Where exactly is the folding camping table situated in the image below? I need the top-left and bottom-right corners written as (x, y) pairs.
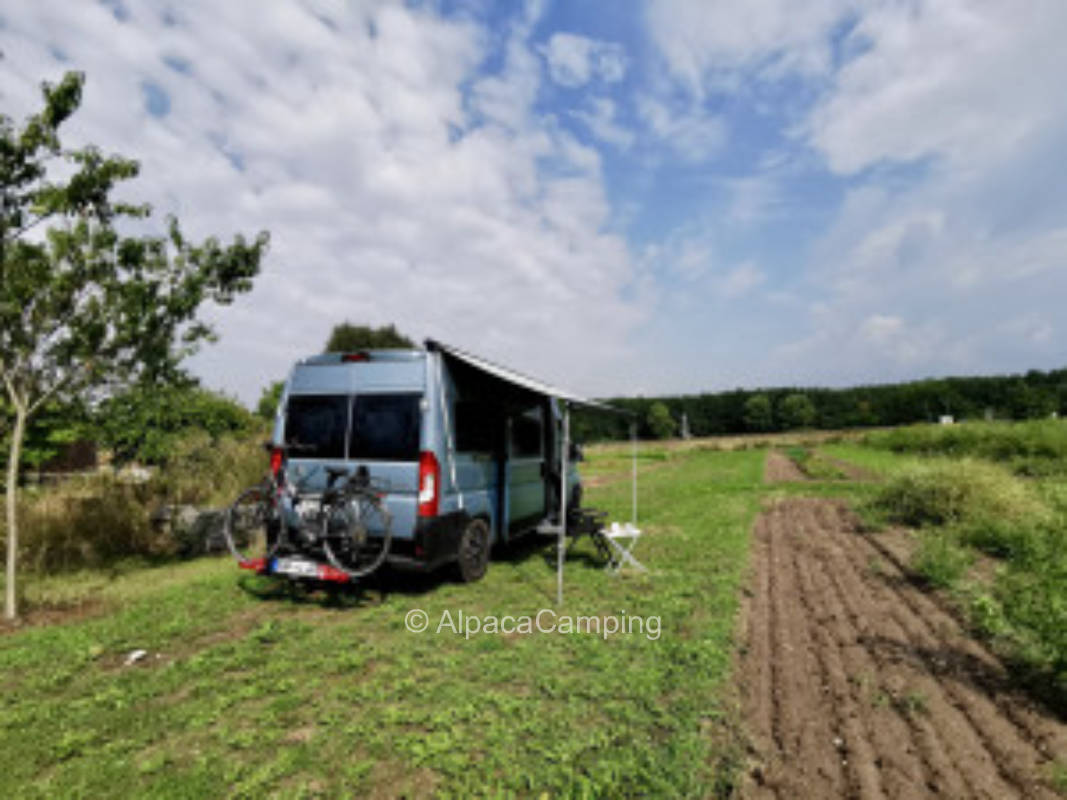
top-left (596, 521), bottom-right (647, 573)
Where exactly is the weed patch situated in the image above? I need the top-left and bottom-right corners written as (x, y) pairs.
top-left (865, 419), bottom-right (1067, 475)
top-left (870, 458), bottom-right (1046, 528)
top-left (911, 529), bottom-right (973, 589)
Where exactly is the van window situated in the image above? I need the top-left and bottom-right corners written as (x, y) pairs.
top-left (455, 401), bottom-right (497, 453)
top-left (285, 395), bottom-right (348, 459)
top-left (350, 394), bottom-right (421, 461)
top-left (510, 407), bottom-right (542, 458)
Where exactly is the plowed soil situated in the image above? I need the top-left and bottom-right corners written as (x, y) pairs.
top-left (739, 497), bottom-right (1066, 799)
top-left (764, 451), bottom-right (808, 483)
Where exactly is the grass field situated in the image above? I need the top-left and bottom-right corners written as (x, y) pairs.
top-left (0, 445), bottom-right (765, 798)
top-left (4, 422), bottom-right (1064, 797)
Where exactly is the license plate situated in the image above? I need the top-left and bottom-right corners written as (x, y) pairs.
top-left (272, 557), bottom-right (320, 579)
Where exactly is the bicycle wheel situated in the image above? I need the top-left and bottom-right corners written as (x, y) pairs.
top-left (321, 491), bottom-right (393, 579)
top-left (224, 485), bottom-right (281, 564)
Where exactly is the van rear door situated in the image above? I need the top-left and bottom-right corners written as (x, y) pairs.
top-left (282, 391), bottom-right (422, 538)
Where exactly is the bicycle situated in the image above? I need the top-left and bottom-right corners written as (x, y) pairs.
top-left (223, 442), bottom-right (310, 568)
top-left (224, 448), bottom-right (393, 582)
top-left (318, 465), bottom-right (394, 580)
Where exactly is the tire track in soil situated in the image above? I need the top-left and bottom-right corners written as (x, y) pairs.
top-left (739, 497), bottom-right (1066, 799)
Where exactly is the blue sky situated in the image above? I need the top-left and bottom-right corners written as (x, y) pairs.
top-left (3, 0), bottom-right (1065, 403)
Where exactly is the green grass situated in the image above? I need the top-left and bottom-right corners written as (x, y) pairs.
top-left (911, 529), bottom-right (974, 589)
top-left (0, 446), bottom-right (765, 798)
top-left (784, 447), bottom-right (846, 481)
top-left (1050, 760), bottom-right (1067, 794)
top-left (820, 442), bottom-right (916, 477)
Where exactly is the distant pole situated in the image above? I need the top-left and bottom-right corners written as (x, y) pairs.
top-left (630, 420), bottom-right (637, 526)
top-left (557, 404), bottom-right (570, 606)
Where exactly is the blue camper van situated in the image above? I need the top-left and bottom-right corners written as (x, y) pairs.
top-left (257, 341), bottom-right (583, 582)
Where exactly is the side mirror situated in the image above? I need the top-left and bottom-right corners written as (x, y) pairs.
top-left (568, 442), bottom-right (584, 462)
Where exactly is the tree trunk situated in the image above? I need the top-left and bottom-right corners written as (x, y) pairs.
top-left (4, 406), bottom-right (26, 621)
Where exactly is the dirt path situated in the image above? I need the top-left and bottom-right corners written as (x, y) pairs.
top-left (763, 450), bottom-right (808, 483)
top-left (739, 497), bottom-right (1066, 799)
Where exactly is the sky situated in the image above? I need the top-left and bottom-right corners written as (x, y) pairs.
top-left (2, 0), bottom-right (1066, 405)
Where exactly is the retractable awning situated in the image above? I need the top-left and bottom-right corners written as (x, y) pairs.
top-left (424, 339), bottom-right (629, 415)
top-left (424, 338), bottom-right (638, 607)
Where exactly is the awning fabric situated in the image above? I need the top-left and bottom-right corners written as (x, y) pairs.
top-left (424, 339), bottom-right (628, 415)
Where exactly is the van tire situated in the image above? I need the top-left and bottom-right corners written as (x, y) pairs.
top-left (455, 518), bottom-right (490, 583)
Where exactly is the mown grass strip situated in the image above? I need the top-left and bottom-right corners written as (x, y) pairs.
top-left (0, 447), bottom-right (764, 798)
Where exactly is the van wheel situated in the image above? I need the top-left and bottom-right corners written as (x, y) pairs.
top-left (455, 518), bottom-right (490, 583)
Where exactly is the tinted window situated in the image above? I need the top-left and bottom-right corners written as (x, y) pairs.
top-left (455, 401), bottom-right (497, 453)
top-left (510, 407), bottom-right (542, 458)
top-left (285, 395), bottom-right (348, 459)
top-left (350, 394), bottom-right (421, 461)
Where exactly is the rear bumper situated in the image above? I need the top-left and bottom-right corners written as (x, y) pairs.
top-left (237, 556), bottom-right (352, 583)
top-left (235, 511), bottom-right (470, 579)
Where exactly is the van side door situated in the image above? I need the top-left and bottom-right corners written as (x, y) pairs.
top-left (507, 405), bottom-right (546, 529)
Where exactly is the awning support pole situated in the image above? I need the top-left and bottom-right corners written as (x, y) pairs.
top-left (630, 420), bottom-right (637, 526)
top-left (557, 404), bottom-right (569, 607)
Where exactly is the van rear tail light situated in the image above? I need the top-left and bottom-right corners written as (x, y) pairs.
top-left (342, 352), bottom-right (370, 362)
top-left (417, 450), bottom-right (440, 517)
top-left (269, 447), bottom-right (284, 478)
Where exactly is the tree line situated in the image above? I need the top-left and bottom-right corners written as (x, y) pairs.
top-left (572, 369), bottom-right (1067, 442)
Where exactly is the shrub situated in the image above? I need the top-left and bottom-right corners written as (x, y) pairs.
top-left (94, 383), bottom-right (258, 466)
top-left (9, 430), bottom-right (268, 574)
top-left (149, 429), bottom-right (267, 507)
top-left (871, 458), bottom-right (1047, 528)
top-left (957, 517), bottom-right (1042, 560)
top-left (865, 420), bottom-right (1067, 474)
top-left (995, 556), bottom-right (1067, 675)
top-left (17, 477), bottom-right (158, 573)
top-left (911, 529), bottom-right (973, 589)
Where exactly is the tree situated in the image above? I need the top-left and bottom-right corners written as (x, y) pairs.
top-left (742, 393), bottom-right (773, 432)
top-left (778, 393), bottom-right (816, 430)
top-left (1, 72), bottom-right (269, 619)
top-left (646, 401), bottom-right (675, 440)
top-left (94, 382), bottom-right (257, 465)
top-left (324, 322), bottom-right (414, 352)
top-left (257, 379), bottom-right (284, 419)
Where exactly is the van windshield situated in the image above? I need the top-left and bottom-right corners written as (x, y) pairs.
top-left (350, 393), bottom-right (421, 461)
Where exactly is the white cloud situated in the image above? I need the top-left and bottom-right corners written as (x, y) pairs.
top-left (645, 0), bottom-right (853, 95)
top-left (636, 95), bottom-right (726, 162)
top-left (636, 1), bottom-right (1067, 386)
top-left (720, 261), bottom-right (766, 298)
top-left (1000, 314), bottom-right (1054, 346)
top-left (3, 1), bottom-right (646, 403)
top-left (807, 0), bottom-right (1067, 174)
top-left (540, 32), bottom-right (626, 88)
top-left (859, 314), bottom-right (903, 345)
top-left (571, 97), bottom-right (634, 150)
top-left (725, 175), bottom-right (783, 225)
